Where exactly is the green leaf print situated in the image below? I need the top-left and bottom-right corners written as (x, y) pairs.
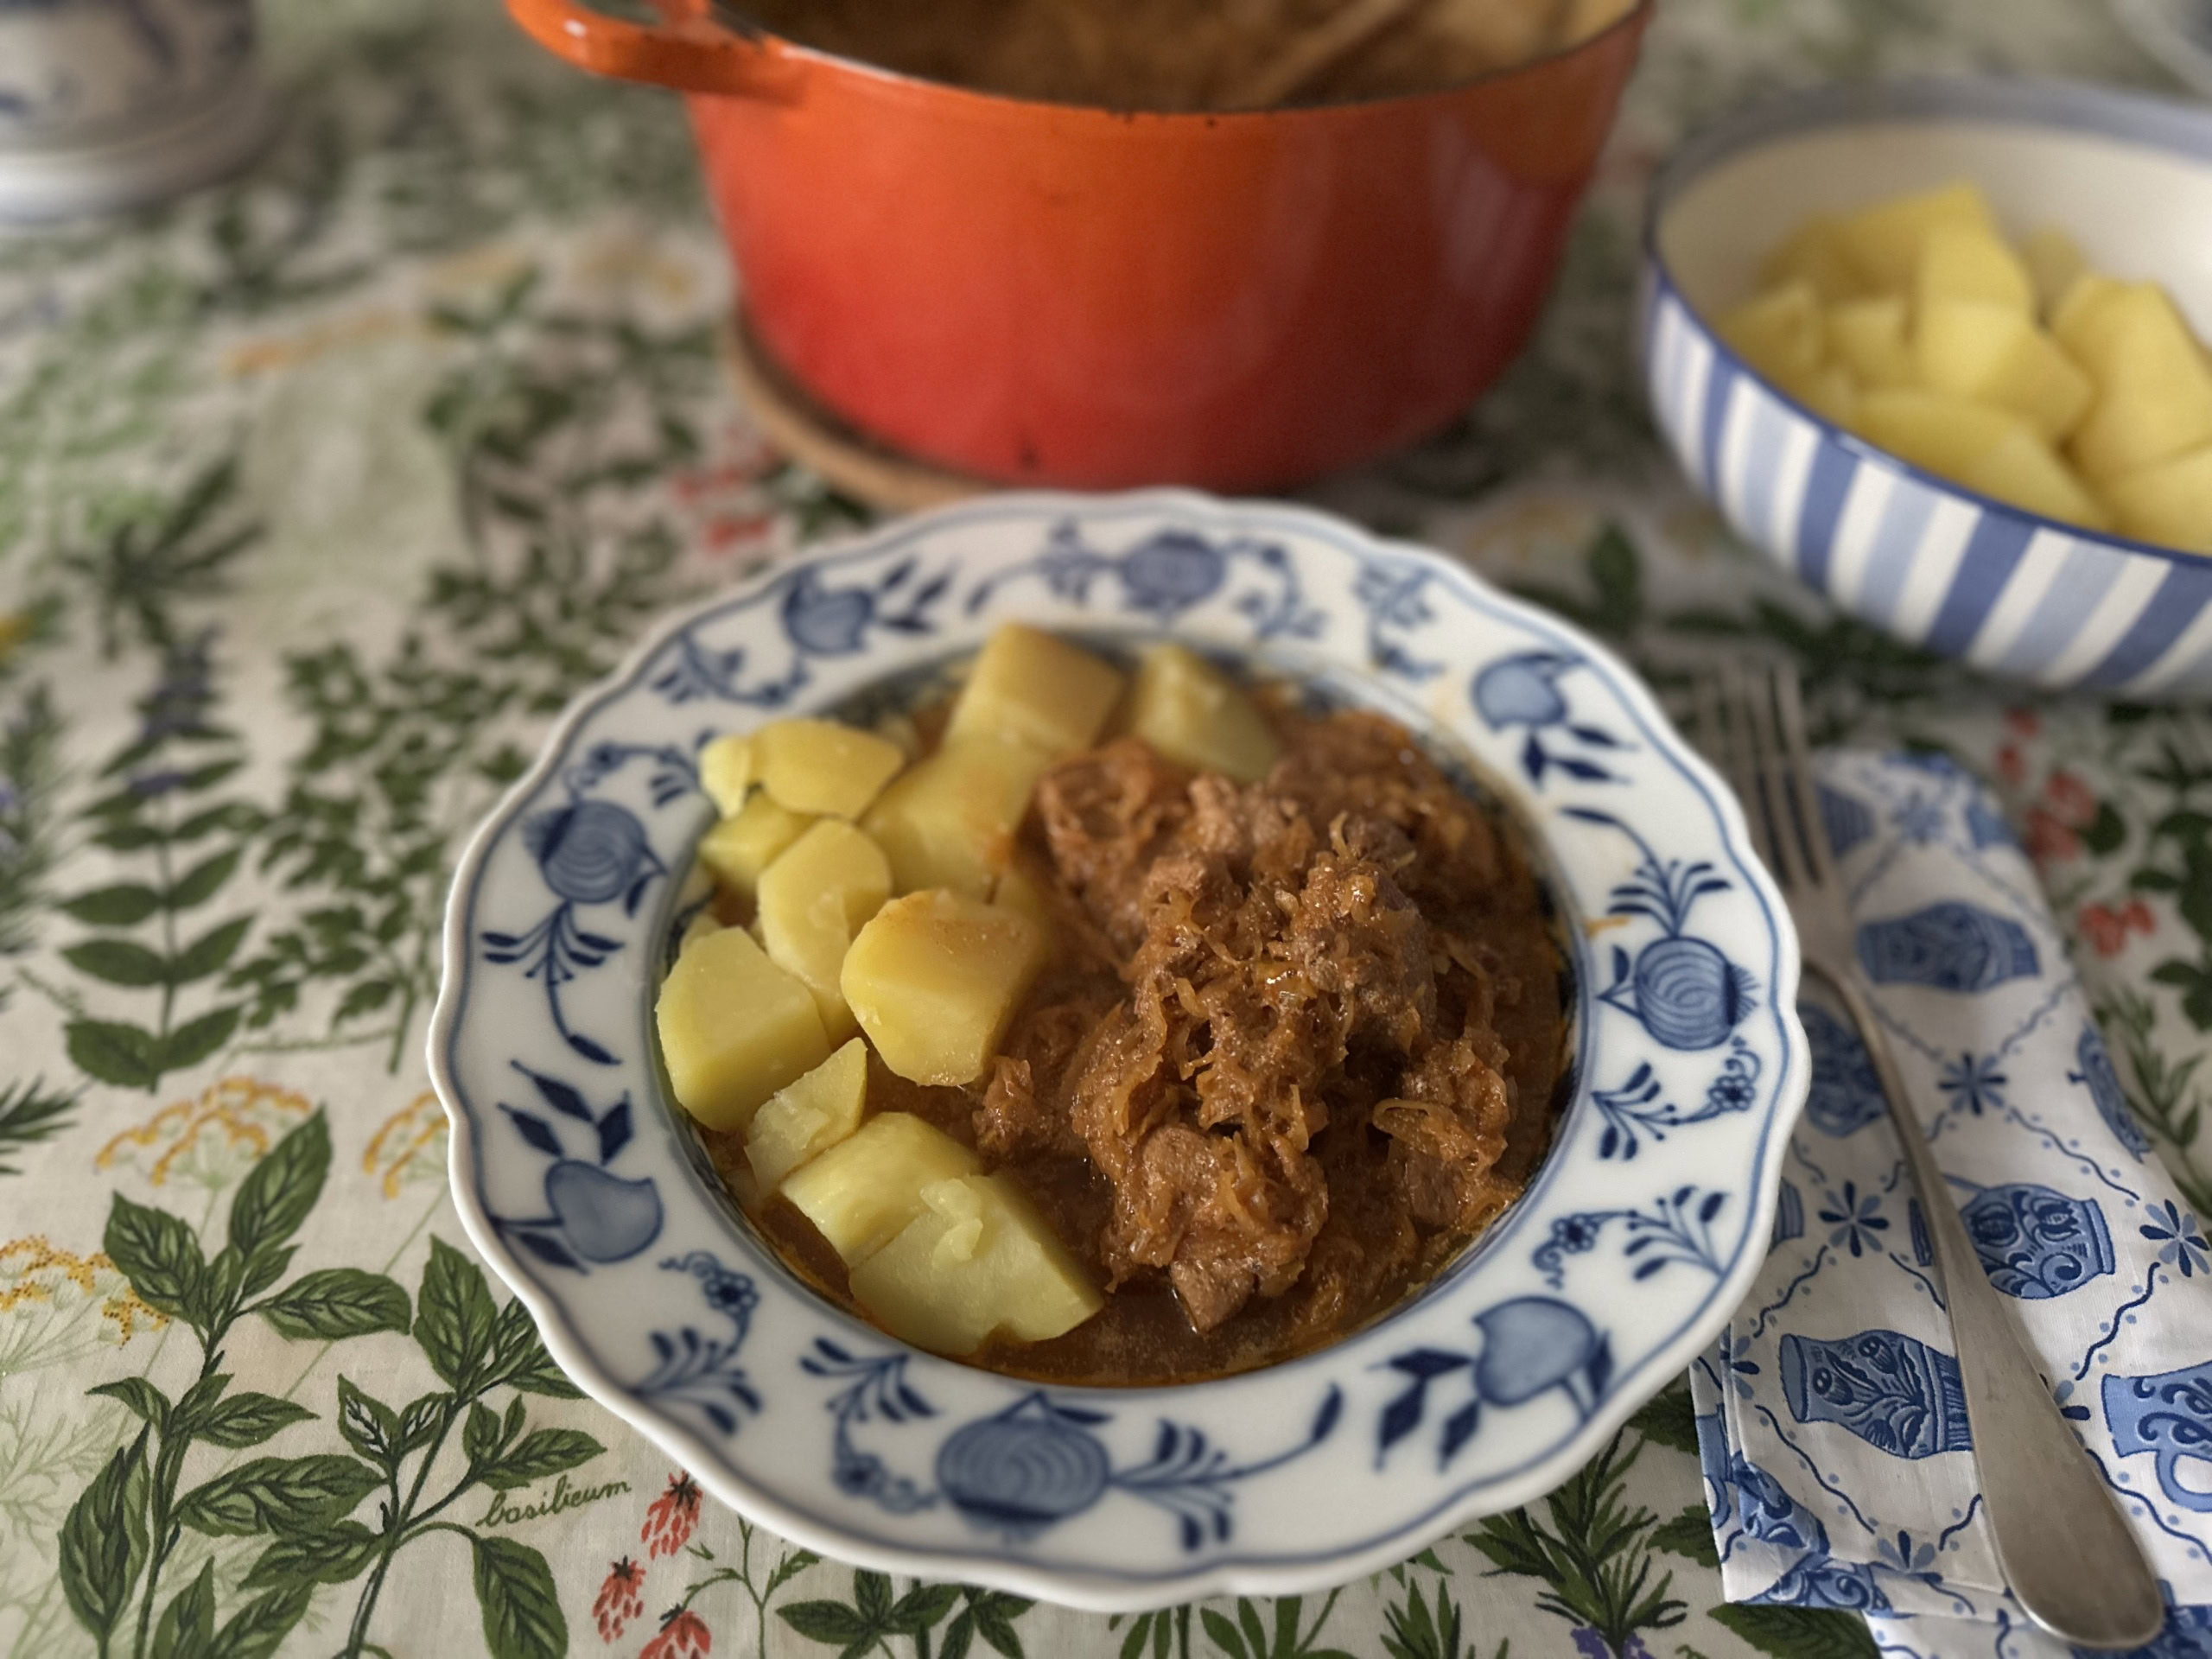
top-left (173, 1453), bottom-right (381, 1535)
top-left (185, 1392), bottom-right (317, 1449)
top-left (243, 1522), bottom-right (382, 1589)
top-left (149, 1561), bottom-right (215, 1659)
top-left (67, 1019), bottom-right (164, 1090)
top-left (206, 1581), bottom-right (312, 1659)
top-left (0, 1074), bottom-right (80, 1173)
top-left (59, 1427), bottom-right (151, 1648)
top-left (1625, 1377), bottom-right (1700, 1458)
top-left (104, 1192), bottom-right (208, 1325)
top-left (89, 1376), bottom-right (173, 1433)
top-left (226, 1107), bottom-right (330, 1256)
top-left (53, 628), bottom-right (262, 1091)
top-left (258, 1268), bottom-right (412, 1339)
top-left (1462, 1433), bottom-right (1685, 1658)
top-left (1647, 1506), bottom-right (1720, 1569)
top-left (475, 1426), bottom-right (603, 1491)
top-left (416, 1234), bottom-right (499, 1389)
top-left (57, 456), bottom-right (259, 659)
top-left (1379, 1578), bottom-right (1465, 1659)
top-left (1708, 1604), bottom-right (1879, 1659)
top-left (468, 1535), bottom-right (567, 1659)
top-left (0, 681), bottom-right (67, 964)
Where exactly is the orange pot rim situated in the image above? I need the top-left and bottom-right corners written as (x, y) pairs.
top-left (512, 0), bottom-right (1656, 125)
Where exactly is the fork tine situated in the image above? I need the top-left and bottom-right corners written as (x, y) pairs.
top-left (1697, 666), bottom-right (1777, 889)
top-left (1724, 661), bottom-right (1799, 892)
top-left (1769, 667), bottom-right (1834, 888)
top-left (1743, 662), bottom-right (1821, 894)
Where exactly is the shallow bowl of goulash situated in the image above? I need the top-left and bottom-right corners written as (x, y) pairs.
top-left (431, 489), bottom-right (1807, 1611)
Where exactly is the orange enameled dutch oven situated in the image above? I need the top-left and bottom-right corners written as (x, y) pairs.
top-left (508, 0), bottom-right (1651, 491)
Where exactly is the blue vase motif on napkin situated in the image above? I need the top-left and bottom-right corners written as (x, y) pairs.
top-left (1777, 1330), bottom-right (1972, 1459)
top-left (1957, 1182), bottom-right (2113, 1300)
top-left (1854, 902), bottom-right (2038, 994)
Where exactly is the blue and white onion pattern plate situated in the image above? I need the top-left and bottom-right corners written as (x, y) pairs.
top-left (1643, 78), bottom-right (2212, 698)
top-left (429, 491), bottom-right (1809, 1610)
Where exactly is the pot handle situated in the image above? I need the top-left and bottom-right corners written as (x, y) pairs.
top-left (505, 0), bottom-right (792, 98)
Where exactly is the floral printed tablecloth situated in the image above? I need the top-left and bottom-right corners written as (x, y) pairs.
top-left (1, 2), bottom-right (2205, 1656)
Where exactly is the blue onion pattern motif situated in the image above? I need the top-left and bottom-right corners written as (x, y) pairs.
top-left (488, 788), bottom-right (668, 1065)
top-left (633, 1253), bottom-right (762, 1437)
top-left (524, 799), bottom-right (658, 906)
top-left (1817, 785), bottom-right (1875, 859)
top-left (1566, 806), bottom-right (1754, 1052)
top-left (936, 1395), bottom-right (1115, 1539)
top-left (2073, 1020), bottom-right (2152, 1158)
top-left (805, 1341), bottom-right (1341, 1550)
top-left (1378, 1296), bottom-right (1612, 1467)
top-left (653, 559), bottom-right (953, 707)
top-left (964, 522), bottom-right (1320, 638)
top-left (483, 1063), bottom-right (656, 1272)
top-left (1120, 531), bottom-right (1229, 614)
top-left (1473, 653), bottom-right (1625, 785)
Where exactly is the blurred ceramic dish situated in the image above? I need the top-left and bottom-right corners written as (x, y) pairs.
top-left (503, 0), bottom-right (1649, 493)
top-left (2113, 0), bottom-right (2212, 100)
top-left (1642, 77), bottom-right (2212, 697)
top-left (0, 0), bottom-right (270, 222)
top-left (431, 490), bottom-right (1806, 1610)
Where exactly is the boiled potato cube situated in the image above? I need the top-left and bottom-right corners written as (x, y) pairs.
top-left (849, 1173), bottom-right (1103, 1356)
top-left (745, 1037), bottom-right (868, 1191)
top-left (698, 734), bottom-right (755, 817)
top-left (1834, 181), bottom-right (1997, 292)
top-left (780, 1110), bottom-right (982, 1265)
top-left (989, 857), bottom-right (1056, 937)
top-left (1915, 301), bottom-right (2092, 441)
top-left (697, 792), bottom-right (817, 902)
top-left (1914, 223), bottom-right (2033, 314)
top-left (1116, 643), bottom-right (1281, 782)
top-left (1758, 215), bottom-right (1868, 304)
top-left (1956, 428), bottom-right (2112, 531)
top-left (2051, 272), bottom-right (2127, 360)
top-left (862, 734), bottom-right (1053, 897)
top-left (678, 909), bottom-right (722, 954)
top-left (1854, 387), bottom-right (2029, 480)
top-left (2107, 442), bottom-right (2212, 554)
top-left (944, 624), bottom-right (1126, 758)
top-left (2021, 227), bottom-right (2087, 318)
top-left (656, 926), bottom-right (831, 1133)
top-left (753, 718), bottom-right (906, 819)
top-left (1719, 280), bottom-right (1824, 388)
top-left (2066, 287), bottom-right (2212, 480)
top-left (841, 889), bottom-right (1050, 1085)
top-left (1827, 296), bottom-right (1916, 389)
top-left (757, 819), bottom-right (893, 1041)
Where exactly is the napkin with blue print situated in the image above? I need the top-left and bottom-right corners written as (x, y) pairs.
top-left (1688, 750), bottom-right (2212, 1659)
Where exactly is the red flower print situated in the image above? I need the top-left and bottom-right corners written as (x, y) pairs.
top-left (595, 1558), bottom-right (645, 1643)
top-left (2022, 805), bottom-right (2080, 864)
top-left (642, 1472), bottom-right (702, 1558)
top-left (2005, 708), bottom-right (2040, 739)
top-left (2082, 899), bottom-right (2157, 956)
top-left (640, 1608), bottom-right (711, 1659)
top-left (2044, 769), bottom-right (2096, 826)
top-left (2080, 903), bottom-right (2127, 957)
top-left (1996, 743), bottom-right (2025, 788)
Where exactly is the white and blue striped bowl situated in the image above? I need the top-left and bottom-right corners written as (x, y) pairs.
top-left (1641, 78), bottom-right (2212, 697)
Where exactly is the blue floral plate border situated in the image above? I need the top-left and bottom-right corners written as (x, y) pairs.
top-left (429, 489), bottom-right (1809, 1611)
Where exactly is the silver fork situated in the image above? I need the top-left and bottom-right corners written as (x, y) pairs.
top-left (1695, 663), bottom-right (2166, 1651)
